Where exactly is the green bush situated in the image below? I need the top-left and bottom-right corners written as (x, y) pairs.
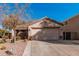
top-left (0, 29), bottom-right (10, 38)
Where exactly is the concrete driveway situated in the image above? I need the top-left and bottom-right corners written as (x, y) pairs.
top-left (23, 40), bottom-right (79, 56)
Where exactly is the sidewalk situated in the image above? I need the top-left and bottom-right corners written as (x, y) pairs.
top-left (22, 41), bottom-right (31, 56)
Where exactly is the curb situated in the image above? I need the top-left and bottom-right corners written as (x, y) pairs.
top-left (22, 41), bottom-right (31, 56)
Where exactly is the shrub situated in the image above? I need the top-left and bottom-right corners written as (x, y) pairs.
top-left (11, 39), bottom-right (15, 43)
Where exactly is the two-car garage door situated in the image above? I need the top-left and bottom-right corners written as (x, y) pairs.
top-left (31, 29), bottom-right (59, 40)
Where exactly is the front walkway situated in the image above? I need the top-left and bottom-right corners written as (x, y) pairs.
top-left (23, 40), bottom-right (79, 56)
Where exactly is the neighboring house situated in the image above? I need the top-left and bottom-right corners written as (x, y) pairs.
top-left (15, 17), bottom-right (63, 40)
top-left (60, 15), bottom-right (79, 40)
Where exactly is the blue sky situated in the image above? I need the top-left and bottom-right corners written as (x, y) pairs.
top-left (29, 3), bottom-right (79, 22)
top-left (0, 3), bottom-right (79, 28)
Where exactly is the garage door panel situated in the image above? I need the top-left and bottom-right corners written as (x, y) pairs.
top-left (33, 29), bottom-right (59, 40)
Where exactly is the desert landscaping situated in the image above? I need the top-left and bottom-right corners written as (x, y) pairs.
top-left (0, 3), bottom-right (79, 56)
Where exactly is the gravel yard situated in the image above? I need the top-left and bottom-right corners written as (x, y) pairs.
top-left (0, 40), bottom-right (27, 56)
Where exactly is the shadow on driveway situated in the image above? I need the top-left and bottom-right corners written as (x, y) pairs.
top-left (34, 40), bottom-right (79, 45)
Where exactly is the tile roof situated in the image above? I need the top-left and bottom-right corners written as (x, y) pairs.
top-left (15, 17), bottom-right (63, 30)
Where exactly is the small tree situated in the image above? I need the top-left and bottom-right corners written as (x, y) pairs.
top-left (2, 14), bottom-right (24, 42)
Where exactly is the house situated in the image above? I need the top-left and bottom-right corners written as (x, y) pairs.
top-left (15, 15), bottom-right (79, 41)
top-left (60, 15), bottom-right (79, 40)
top-left (15, 16), bottom-right (63, 40)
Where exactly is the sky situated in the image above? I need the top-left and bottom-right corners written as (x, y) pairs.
top-left (29, 3), bottom-right (79, 22)
top-left (0, 3), bottom-right (79, 28)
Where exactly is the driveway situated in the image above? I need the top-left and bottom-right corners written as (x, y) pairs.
top-left (23, 40), bottom-right (79, 56)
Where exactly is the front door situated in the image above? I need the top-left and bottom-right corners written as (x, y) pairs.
top-left (63, 32), bottom-right (71, 40)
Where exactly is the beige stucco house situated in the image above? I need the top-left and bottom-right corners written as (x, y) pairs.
top-left (15, 15), bottom-right (79, 41)
top-left (15, 17), bottom-right (63, 40)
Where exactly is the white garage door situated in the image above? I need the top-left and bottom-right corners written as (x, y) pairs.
top-left (32, 29), bottom-right (59, 40)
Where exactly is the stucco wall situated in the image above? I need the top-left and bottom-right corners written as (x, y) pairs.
top-left (28, 19), bottom-right (60, 40)
top-left (60, 20), bottom-right (79, 40)
top-left (29, 20), bottom-right (43, 28)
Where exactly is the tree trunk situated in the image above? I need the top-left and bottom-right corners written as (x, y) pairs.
top-left (11, 29), bottom-right (16, 43)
